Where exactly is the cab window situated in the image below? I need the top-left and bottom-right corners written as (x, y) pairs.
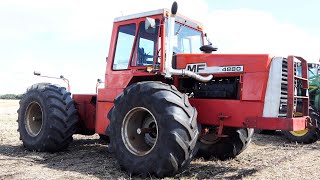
top-left (131, 19), bottom-right (160, 66)
top-left (113, 24), bottom-right (136, 70)
top-left (165, 20), bottom-right (203, 54)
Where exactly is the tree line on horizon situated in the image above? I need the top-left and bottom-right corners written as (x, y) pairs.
top-left (0, 94), bottom-right (23, 100)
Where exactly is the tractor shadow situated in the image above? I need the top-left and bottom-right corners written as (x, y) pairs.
top-left (252, 130), bottom-right (290, 147)
top-left (0, 139), bottom-right (256, 179)
top-left (0, 137), bottom-right (259, 179)
top-left (178, 161), bottom-right (259, 179)
top-left (1, 134), bottom-right (318, 179)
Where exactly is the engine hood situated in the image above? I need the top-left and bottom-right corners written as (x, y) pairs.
top-left (175, 54), bottom-right (273, 74)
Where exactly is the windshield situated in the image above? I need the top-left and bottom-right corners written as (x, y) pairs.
top-left (308, 64), bottom-right (319, 77)
top-left (166, 21), bottom-right (203, 54)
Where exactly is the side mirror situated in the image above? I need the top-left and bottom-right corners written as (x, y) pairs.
top-left (97, 79), bottom-right (103, 83)
top-left (34, 71), bottom-right (41, 76)
top-left (145, 17), bottom-right (156, 33)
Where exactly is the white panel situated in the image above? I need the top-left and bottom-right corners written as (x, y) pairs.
top-left (263, 57), bottom-right (283, 117)
top-left (114, 9), bottom-right (166, 22)
top-left (113, 9), bottom-right (201, 29)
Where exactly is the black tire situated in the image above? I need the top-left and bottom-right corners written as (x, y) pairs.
top-left (99, 134), bottom-right (110, 143)
top-left (197, 128), bottom-right (254, 160)
top-left (254, 129), bottom-right (276, 135)
top-left (18, 83), bottom-right (78, 152)
top-left (108, 81), bottom-right (199, 177)
top-left (282, 108), bottom-right (320, 144)
top-left (316, 94), bottom-right (320, 116)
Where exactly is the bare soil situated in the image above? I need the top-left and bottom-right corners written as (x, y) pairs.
top-left (0, 99), bottom-right (319, 179)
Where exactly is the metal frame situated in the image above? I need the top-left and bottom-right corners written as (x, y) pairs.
top-left (114, 8), bottom-right (202, 30)
top-left (114, 9), bottom-right (166, 22)
top-left (287, 56), bottom-right (309, 117)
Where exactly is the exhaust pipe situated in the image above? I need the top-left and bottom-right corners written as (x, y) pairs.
top-left (165, 2), bottom-right (213, 82)
top-left (169, 68), bottom-right (213, 82)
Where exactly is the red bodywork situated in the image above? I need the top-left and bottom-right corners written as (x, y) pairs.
top-left (72, 10), bottom-right (310, 135)
top-left (175, 54), bottom-right (309, 131)
top-left (72, 94), bottom-right (96, 131)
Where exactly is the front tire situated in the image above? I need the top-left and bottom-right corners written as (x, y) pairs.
top-left (18, 83), bottom-right (78, 152)
top-left (282, 108), bottom-right (320, 144)
top-left (108, 82), bottom-right (199, 177)
top-left (197, 128), bottom-right (254, 160)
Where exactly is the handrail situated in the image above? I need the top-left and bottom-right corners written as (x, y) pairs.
top-left (286, 56), bottom-right (309, 118)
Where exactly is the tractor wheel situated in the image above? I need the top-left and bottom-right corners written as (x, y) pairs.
top-left (254, 129), bottom-right (276, 135)
top-left (282, 109), bottom-right (320, 144)
top-left (197, 128), bottom-right (254, 160)
top-left (108, 81), bottom-right (199, 177)
top-left (18, 83), bottom-right (78, 152)
top-left (99, 134), bottom-right (110, 143)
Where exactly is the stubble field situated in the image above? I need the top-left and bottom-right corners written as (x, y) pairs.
top-left (1, 99), bottom-right (319, 179)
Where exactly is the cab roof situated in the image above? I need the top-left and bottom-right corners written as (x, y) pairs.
top-left (114, 9), bottom-right (203, 30)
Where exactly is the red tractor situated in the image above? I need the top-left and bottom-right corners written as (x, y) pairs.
top-left (17, 2), bottom-right (314, 178)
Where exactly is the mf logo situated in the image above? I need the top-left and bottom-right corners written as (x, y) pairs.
top-left (185, 63), bottom-right (244, 74)
top-left (186, 63), bottom-right (206, 72)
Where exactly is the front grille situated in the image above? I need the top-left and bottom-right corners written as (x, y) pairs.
top-left (279, 58), bottom-right (288, 117)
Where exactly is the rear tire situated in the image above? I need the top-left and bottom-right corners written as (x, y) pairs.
top-left (18, 83), bottom-right (78, 152)
top-left (282, 108), bottom-right (320, 144)
top-left (197, 128), bottom-right (254, 160)
top-left (108, 82), bottom-right (199, 177)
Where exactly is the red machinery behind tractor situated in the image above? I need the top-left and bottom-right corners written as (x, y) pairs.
top-left (17, 2), bottom-right (315, 177)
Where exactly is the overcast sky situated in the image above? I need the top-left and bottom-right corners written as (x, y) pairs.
top-left (1, 0), bottom-right (319, 94)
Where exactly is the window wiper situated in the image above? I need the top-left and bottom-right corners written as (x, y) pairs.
top-left (175, 20), bottom-right (187, 35)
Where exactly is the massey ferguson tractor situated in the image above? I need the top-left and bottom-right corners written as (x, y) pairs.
top-left (17, 2), bottom-right (316, 177)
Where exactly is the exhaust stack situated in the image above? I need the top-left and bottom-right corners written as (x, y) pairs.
top-left (164, 1), bottom-right (213, 82)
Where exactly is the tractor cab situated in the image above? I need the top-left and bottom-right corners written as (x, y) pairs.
top-left (101, 8), bottom-right (210, 99)
top-left (95, 8), bottom-right (210, 135)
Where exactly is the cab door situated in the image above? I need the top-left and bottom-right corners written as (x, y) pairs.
top-left (130, 19), bottom-right (161, 69)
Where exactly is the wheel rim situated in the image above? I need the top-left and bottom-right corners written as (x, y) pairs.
top-left (200, 133), bottom-right (220, 145)
top-left (200, 127), bottom-right (220, 145)
top-left (289, 129), bottom-right (309, 137)
top-left (291, 111), bottom-right (309, 136)
top-left (122, 107), bottom-right (158, 156)
top-left (25, 102), bottom-right (43, 137)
